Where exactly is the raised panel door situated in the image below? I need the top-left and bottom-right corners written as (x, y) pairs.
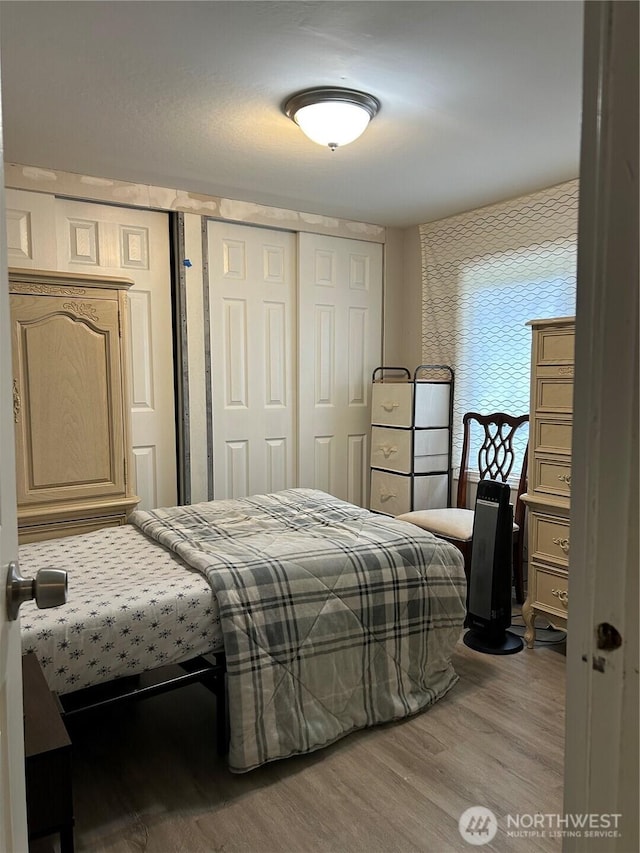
top-left (54, 199), bottom-right (176, 510)
top-left (208, 221), bottom-right (296, 499)
top-left (11, 293), bottom-right (125, 506)
top-left (298, 233), bottom-right (383, 507)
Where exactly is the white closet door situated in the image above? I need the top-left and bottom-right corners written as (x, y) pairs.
top-left (298, 233), bottom-right (383, 507)
top-left (208, 221), bottom-right (296, 499)
top-left (54, 200), bottom-right (177, 510)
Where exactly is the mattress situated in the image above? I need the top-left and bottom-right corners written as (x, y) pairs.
top-left (19, 524), bottom-right (223, 695)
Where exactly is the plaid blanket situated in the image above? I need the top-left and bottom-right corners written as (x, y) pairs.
top-left (129, 488), bottom-right (466, 772)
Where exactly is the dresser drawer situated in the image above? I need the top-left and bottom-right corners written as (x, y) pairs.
top-left (534, 417), bottom-right (572, 456)
top-left (370, 427), bottom-right (449, 474)
top-left (371, 383), bottom-right (413, 427)
top-left (371, 381), bottom-right (451, 429)
top-left (533, 456), bottom-right (572, 499)
top-left (533, 564), bottom-right (569, 616)
top-left (414, 429), bottom-right (449, 472)
top-left (537, 327), bottom-right (575, 365)
top-left (413, 382), bottom-right (451, 429)
top-left (370, 427), bottom-right (412, 472)
top-left (370, 470), bottom-right (412, 515)
top-left (530, 512), bottom-right (571, 568)
top-left (369, 469), bottom-right (448, 516)
top-left (535, 377), bottom-right (574, 413)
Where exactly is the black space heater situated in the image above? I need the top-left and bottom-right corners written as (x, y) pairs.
top-left (463, 480), bottom-right (524, 655)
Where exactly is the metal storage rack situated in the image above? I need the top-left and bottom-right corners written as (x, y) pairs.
top-left (369, 364), bottom-right (454, 516)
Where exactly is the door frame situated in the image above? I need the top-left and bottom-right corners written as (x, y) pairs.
top-left (563, 1), bottom-right (639, 849)
top-left (0, 94), bottom-right (29, 853)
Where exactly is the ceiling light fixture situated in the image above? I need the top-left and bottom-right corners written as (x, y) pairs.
top-left (284, 87), bottom-right (380, 151)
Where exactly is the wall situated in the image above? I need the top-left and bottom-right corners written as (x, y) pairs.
top-left (402, 226), bottom-right (424, 370)
top-left (4, 163), bottom-right (386, 243)
top-left (380, 225), bottom-right (422, 371)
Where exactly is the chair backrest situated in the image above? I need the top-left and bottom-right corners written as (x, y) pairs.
top-left (456, 412), bottom-right (529, 530)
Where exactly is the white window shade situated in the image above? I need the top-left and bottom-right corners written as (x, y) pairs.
top-left (420, 180), bottom-right (579, 472)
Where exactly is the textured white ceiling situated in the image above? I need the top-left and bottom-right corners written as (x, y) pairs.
top-left (0, 1), bottom-right (584, 227)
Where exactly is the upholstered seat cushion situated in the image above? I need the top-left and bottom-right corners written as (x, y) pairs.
top-left (396, 508), bottom-right (519, 542)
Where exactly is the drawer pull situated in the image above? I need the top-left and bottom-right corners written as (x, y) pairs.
top-left (13, 378), bottom-right (21, 423)
top-left (379, 490), bottom-right (397, 502)
top-left (551, 588), bottom-right (569, 607)
top-left (558, 473), bottom-right (572, 489)
top-left (552, 536), bottom-right (570, 554)
top-left (380, 400), bottom-right (400, 412)
top-left (377, 444), bottom-right (398, 458)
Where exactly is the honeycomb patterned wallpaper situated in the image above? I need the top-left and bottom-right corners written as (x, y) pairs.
top-left (420, 179), bottom-right (578, 470)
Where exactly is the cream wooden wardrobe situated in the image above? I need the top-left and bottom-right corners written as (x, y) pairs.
top-left (10, 268), bottom-right (139, 542)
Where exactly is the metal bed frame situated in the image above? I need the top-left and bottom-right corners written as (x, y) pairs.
top-left (57, 651), bottom-right (229, 755)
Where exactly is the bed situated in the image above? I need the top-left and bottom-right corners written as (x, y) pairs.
top-left (20, 488), bottom-right (466, 773)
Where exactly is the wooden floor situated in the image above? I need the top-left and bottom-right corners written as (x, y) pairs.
top-left (59, 634), bottom-right (566, 853)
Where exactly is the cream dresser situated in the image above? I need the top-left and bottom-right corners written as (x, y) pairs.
top-left (10, 268), bottom-right (140, 542)
top-left (522, 317), bottom-right (575, 647)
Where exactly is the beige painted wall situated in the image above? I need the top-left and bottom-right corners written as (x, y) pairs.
top-left (382, 225), bottom-right (422, 371)
top-left (402, 225), bottom-right (424, 370)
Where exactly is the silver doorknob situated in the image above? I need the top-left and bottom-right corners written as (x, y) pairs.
top-left (6, 561), bottom-right (68, 621)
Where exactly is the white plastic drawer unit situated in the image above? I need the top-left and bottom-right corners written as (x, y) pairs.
top-left (369, 469), bottom-right (449, 516)
top-left (371, 381), bottom-right (451, 428)
top-left (370, 427), bottom-right (450, 474)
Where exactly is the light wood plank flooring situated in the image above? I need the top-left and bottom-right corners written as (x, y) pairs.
top-left (61, 637), bottom-right (566, 853)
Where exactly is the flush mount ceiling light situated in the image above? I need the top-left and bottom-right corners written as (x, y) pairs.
top-left (284, 87), bottom-right (380, 151)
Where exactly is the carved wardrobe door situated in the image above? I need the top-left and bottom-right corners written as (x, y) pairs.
top-left (10, 269), bottom-right (139, 542)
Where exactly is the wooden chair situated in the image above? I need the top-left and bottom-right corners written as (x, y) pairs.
top-left (397, 412), bottom-right (529, 604)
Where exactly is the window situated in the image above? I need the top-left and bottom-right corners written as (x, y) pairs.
top-left (420, 181), bottom-right (578, 473)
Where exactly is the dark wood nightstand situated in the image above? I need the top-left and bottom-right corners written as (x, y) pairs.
top-left (22, 653), bottom-right (74, 853)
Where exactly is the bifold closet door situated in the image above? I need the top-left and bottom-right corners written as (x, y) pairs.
top-left (207, 221), bottom-right (297, 499)
top-left (298, 233), bottom-right (383, 507)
